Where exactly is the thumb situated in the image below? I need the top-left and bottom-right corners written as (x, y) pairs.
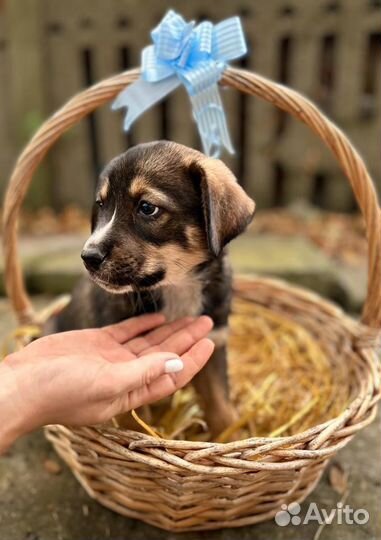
top-left (109, 352), bottom-right (183, 393)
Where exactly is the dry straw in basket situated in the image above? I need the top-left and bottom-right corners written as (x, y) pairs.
top-left (124, 296), bottom-right (352, 444)
top-left (2, 67), bottom-right (381, 531)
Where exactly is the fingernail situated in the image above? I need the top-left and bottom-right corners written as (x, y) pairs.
top-left (164, 358), bottom-right (183, 373)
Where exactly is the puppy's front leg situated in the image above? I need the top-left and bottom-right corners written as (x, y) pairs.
top-left (192, 343), bottom-right (237, 439)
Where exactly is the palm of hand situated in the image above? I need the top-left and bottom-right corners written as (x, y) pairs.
top-left (4, 313), bottom-right (214, 429)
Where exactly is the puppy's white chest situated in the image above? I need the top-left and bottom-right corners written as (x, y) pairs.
top-left (161, 278), bottom-right (203, 321)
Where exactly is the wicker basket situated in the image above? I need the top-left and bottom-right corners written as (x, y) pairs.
top-left (2, 68), bottom-right (381, 532)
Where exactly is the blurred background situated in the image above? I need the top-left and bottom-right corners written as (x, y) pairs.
top-left (0, 0), bottom-right (380, 211)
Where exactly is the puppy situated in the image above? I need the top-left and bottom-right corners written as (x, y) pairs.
top-left (49, 141), bottom-right (255, 437)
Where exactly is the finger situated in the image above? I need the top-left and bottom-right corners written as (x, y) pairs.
top-left (124, 338), bottom-right (215, 411)
top-left (126, 317), bottom-right (194, 354)
top-left (108, 351), bottom-right (184, 395)
top-left (100, 318), bottom-right (193, 364)
top-left (102, 313), bottom-right (166, 343)
top-left (141, 316), bottom-right (214, 357)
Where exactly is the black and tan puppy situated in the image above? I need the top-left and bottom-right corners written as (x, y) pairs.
top-left (50, 141), bottom-right (255, 437)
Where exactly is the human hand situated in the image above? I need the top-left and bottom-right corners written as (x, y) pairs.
top-left (0, 314), bottom-right (214, 452)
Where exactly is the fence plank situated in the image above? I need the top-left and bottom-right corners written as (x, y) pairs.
top-left (7, 0), bottom-right (52, 208)
top-left (321, 0), bottom-right (363, 211)
top-left (0, 16), bottom-right (13, 201)
top-left (244, 4), bottom-right (278, 207)
top-left (43, 2), bottom-right (95, 209)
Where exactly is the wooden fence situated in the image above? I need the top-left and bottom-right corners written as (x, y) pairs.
top-left (0, 0), bottom-right (380, 210)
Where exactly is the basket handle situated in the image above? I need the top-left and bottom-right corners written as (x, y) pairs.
top-left (3, 67), bottom-right (381, 329)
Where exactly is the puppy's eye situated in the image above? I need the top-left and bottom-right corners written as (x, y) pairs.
top-left (96, 199), bottom-right (104, 208)
top-left (138, 200), bottom-right (160, 217)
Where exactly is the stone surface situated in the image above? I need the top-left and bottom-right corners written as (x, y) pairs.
top-left (0, 234), bottom-right (86, 296)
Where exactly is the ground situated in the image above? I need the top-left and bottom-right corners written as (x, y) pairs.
top-left (0, 419), bottom-right (379, 540)
top-left (0, 229), bottom-right (379, 540)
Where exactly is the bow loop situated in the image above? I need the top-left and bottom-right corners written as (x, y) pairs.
top-left (112, 10), bottom-right (247, 157)
top-left (151, 10), bottom-right (195, 61)
top-left (179, 62), bottom-right (224, 95)
top-left (195, 21), bottom-right (213, 57)
top-left (213, 17), bottom-right (247, 61)
top-left (141, 46), bottom-right (173, 82)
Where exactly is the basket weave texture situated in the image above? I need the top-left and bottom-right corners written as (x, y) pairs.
top-left (2, 68), bottom-right (381, 532)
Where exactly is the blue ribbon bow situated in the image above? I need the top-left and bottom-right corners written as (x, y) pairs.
top-left (112, 10), bottom-right (247, 157)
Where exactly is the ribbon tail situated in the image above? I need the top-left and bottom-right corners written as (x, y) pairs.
top-left (111, 76), bottom-right (180, 131)
top-left (190, 84), bottom-right (234, 158)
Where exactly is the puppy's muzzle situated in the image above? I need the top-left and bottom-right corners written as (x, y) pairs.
top-left (81, 246), bottom-right (108, 272)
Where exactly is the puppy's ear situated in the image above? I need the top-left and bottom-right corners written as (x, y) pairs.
top-left (189, 157), bottom-right (256, 257)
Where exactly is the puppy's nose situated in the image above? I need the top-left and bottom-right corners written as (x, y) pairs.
top-left (81, 247), bottom-right (107, 271)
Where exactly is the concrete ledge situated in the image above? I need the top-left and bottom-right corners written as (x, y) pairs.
top-left (0, 232), bottom-right (367, 313)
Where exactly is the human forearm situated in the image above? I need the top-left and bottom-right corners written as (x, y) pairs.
top-left (0, 362), bottom-right (31, 454)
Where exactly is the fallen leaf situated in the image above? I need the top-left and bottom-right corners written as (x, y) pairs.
top-left (43, 459), bottom-right (62, 475)
top-left (328, 462), bottom-right (348, 495)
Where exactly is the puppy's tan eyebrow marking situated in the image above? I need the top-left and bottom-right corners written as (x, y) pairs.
top-left (130, 176), bottom-right (175, 208)
top-left (97, 177), bottom-right (110, 201)
top-left (144, 188), bottom-right (175, 207)
top-left (129, 176), bottom-right (150, 197)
